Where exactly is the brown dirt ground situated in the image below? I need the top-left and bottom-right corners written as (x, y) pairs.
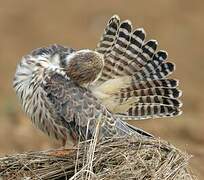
top-left (0, 0), bottom-right (203, 178)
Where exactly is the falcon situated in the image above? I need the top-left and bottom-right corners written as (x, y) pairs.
top-left (13, 15), bottom-right (182, 146)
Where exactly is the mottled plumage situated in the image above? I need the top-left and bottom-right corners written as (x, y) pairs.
top-left (13, 15), bottom-right (182, 146)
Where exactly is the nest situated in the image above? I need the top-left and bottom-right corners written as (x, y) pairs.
top-left (0, 136), bottom-right (195, 180)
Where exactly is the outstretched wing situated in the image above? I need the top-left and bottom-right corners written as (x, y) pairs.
top-left (42, 73), bottom-right (151, 141)
top-left (92, 15), bottom-right (182, 120)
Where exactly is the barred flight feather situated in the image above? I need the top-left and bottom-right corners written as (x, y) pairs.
top-left (93, 15), bottom-right (182, 120)
top-left (96, 15), bottom-right (120, 56)
top-left (118, 87), bottom-right (181, 101)
top-left (116, 104), bottom-right (181, 121)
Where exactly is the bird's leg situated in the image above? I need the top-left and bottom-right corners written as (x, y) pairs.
top-left (70, 131), bottom-right (79, 147)
top-left (48, 135), bottom-right (72, 157)
top-left (62, 137), bottom-right (67, 148)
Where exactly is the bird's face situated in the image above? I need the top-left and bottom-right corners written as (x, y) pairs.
top-left (63, 49), bottom-right (104, 86)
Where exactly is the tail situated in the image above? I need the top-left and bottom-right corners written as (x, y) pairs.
top-left (92, 15), bottom-right (182, 120)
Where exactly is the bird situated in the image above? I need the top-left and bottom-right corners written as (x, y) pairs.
top-left (13, 15), bottom-right (182, 146)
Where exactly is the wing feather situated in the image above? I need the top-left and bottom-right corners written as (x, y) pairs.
top-left (42, 73), bottom-right (151, 141)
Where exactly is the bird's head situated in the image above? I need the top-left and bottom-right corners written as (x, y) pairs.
top-left (13, 45), bottom-right (104, 98)
top-left (62, 49), bottom-right (104, 86)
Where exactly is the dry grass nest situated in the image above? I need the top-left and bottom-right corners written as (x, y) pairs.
top-left (0, 136), bottom-right (195, 180)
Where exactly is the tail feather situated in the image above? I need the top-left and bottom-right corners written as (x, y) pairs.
top-left (149, 62), bottom-right (174, 80)
top-left (124, 28), bottom-right (146, 68)
top-left (96, 15), bottom-right (120, 55)
top-left (133, 51), bottom-right (172, 81)
top-left (121, 79), bottom-right (179, 92)
top-left (118, 87), bottom-right (181, 100)
top-left (100, 20), bottom-right (133, 80)
top-left (116, 104), bottom-right (182, 120)
top-left (125, 39), bottom-right (158, 75)
top-left (134, 51), bottom-right (167, 77)
top-left (93, 15), bottom-right (182, 120)
top-left (137, 96), bottom-right (182, 108)
top-left (133, 40), bottom-right (158, 67)
top-left (109, 20), bottom-right (132, 76)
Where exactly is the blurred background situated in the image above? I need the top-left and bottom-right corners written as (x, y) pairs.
top-left (0, 0), bottom-right (203, 178)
